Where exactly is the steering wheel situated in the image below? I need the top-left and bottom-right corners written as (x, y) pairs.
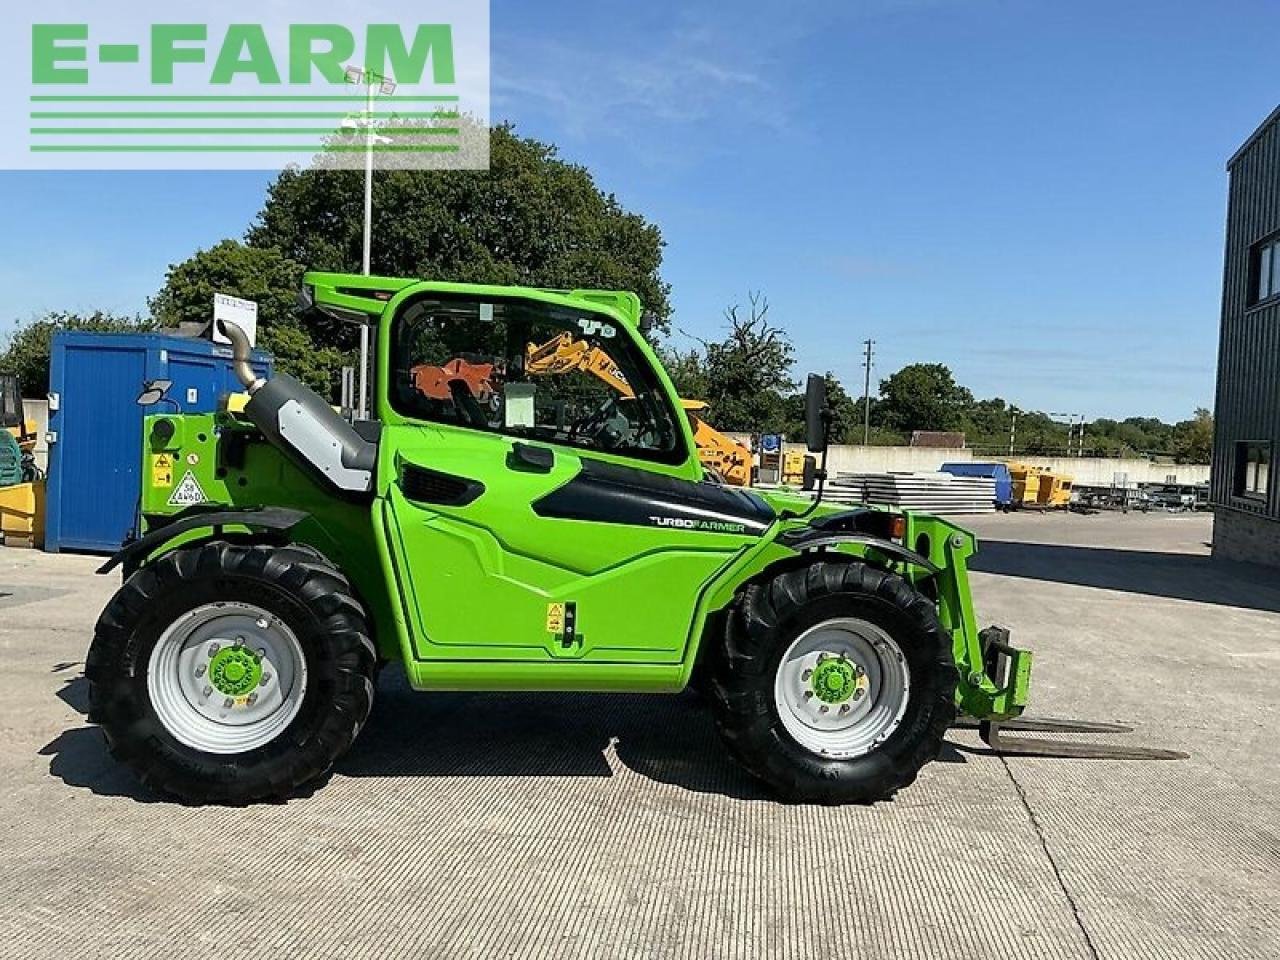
top-left (569, 396), bottom-right (625, 448)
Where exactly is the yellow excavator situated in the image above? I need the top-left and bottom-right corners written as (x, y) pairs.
top-left (411, 334), bottom-right (756, 487)
top-left (523, 333), bottom-right (754, 487)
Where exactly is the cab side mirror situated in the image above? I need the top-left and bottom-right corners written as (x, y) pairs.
top-left (805, 374), bottom-right (829, 454)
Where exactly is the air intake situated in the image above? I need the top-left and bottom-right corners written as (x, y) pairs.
top-left (400, 465), bottom-right (484, 507)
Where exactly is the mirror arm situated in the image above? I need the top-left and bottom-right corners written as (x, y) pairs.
top-left (784, 408), bottom-right (832, 521)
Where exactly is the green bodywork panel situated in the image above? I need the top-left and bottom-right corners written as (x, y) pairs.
top-left (131, 276), bottom-right (1031, 720)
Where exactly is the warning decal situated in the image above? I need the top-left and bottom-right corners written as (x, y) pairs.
top-left (545, 603), bottom-right (566, 634)
top-left (150, 453), bottom-right (174, 488)
top-left (168, 470), bottom-right (208, 507)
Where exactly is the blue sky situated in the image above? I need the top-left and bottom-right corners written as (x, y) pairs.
top-left (1, 0), bottom-right (1275, 421)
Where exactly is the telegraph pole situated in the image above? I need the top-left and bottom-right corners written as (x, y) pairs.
top-left (1009, 411), bottom-right (1018, 456)
top-left (861, 339), bottom-right (875, 446)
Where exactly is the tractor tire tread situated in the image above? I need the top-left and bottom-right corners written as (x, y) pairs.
top-left (87, 540), bottom-right (375, 805)
top-left (710, 558), bottom-right (957, 804)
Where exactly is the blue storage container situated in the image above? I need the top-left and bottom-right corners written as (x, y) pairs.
top-left (940, 462), bottom-right (1013, 507)
top-left (46, 332), bottom-right (271, 553)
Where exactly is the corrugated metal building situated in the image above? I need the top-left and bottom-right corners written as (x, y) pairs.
top-left (1212, 105), bottom-right (1280, 567)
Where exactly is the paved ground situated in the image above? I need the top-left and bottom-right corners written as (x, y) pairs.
top-left (0, 512), bottom-right (1277, 959)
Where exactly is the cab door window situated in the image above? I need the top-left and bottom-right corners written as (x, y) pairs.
top-left (390, 296), bottom-right (685, 464)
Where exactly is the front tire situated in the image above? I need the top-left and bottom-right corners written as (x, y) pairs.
top-left (710, 560), bottom-right (957, 803)
top-left (87, 541), bottom-right (376, 804)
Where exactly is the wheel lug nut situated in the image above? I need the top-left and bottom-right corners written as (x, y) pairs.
top-left (247, 693), bottom-right (258, 706)
top-left (260, 673), bottom-right (271, 686)
top-left (256, 619), bottom-right (268, 630)
top-left (195, 665), bottom-right (206, 678)
top-left (201, 685), bottom-right (212, 698)
top-left (223, 697), bottom-right (234, 709)
top-left (854, 689), bottom-right (865, 700)
top-left (208, 643), bottom-right (219, 657)
top-left (803, 691), bottom-right (813, 700)
top-left (819, 705), bottom-right (829, 714)
top-left (801, 669), bottom-right (812, 681)
top-left (840, 704), bottom-right (850, 713)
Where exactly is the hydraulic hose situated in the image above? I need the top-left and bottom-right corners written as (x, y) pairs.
top-left (217, 319), bottom-right (267, 395)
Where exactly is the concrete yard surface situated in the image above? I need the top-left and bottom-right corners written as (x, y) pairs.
top-left (0, 511), bottom-right (1277, 959)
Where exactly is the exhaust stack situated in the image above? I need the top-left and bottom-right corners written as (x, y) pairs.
top-left (218, 319), bottom-right (266, 394)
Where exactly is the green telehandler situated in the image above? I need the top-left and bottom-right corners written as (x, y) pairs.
top-left (87, 274), bottom-right (1183, 804)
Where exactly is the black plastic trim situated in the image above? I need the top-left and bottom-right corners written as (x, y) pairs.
top-left (532, 458), bottom-right (775, 535)
top-left (97, 507), bottom-right (309, 575)
top-left (509, 442), bottom-right (555, 473)
top-left (777, 527), bottom-right (939, 574)
top-left (399, 464), bottom-right (485, 507)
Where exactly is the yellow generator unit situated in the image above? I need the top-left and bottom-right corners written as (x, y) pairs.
top-left (782, 449), bottom-right (818, 490)
top-left (1007, 462), bottom-right (1073, 509)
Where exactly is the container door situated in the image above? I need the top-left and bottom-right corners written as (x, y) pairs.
top-left (49, 342), bottom-right (148, 552)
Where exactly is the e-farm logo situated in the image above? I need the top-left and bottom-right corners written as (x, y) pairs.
top-left (5, 1), bottom-right (490, 171)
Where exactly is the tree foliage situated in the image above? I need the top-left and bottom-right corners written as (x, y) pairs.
top-left (151, 240), bottom-right (304, 333)
top-left (248, 124), bottom-right (671, 335)
top-left (676, 293), bottom-right (796, 434)
top-left (149, 240), bottom-right (345, 395)
top-left (1172, 408), bottom-right (1214, 464)
top-left (0, 312), bottom-right (153, 396)
top-left (876, 363), bottom-right (975, 434)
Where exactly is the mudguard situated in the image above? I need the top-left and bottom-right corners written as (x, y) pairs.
top-left (97, 506), bottom-right (309, 575)
top-left (776, 526), bottom-right (940, 574)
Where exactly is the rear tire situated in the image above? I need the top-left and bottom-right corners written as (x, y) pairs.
top-left (87, 541), bottom-right (376, 804)
top-left (710, 560), bottom-right (956, 803)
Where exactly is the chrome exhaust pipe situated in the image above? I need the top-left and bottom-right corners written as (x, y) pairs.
top-left (217, 319), bottom-right (266, 395)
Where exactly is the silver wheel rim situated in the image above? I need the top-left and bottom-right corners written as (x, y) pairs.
top-left (147, 601), bottom-right (308, 755)
top-left (773, 617), bottom-right (911, 759)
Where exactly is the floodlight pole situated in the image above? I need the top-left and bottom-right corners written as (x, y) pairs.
top-left (357, 76), bottom-right (375, 421)
top-left (346, 67), bottom-right (394, 420)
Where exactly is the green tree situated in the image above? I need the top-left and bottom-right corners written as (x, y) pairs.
top-left (876, 363), bottom-right (974, 434)
top-left (0, 311), bottom-right (153, 396)
top-left (248, 124), bottom-right (672, 337)
top-left (1172, 408), bottom-right (1214, 464)
top-left (690, 293), bottom-right (796, 433)
top-left (151, 240), bottom-right (304, 333)
top-left (150, 240), bottom-right (346, 395)
top-left (658, 345), bottom-right (710, 402)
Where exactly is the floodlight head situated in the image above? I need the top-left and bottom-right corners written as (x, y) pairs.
top-left (344, 65), bottom-right (364, 85)
top-left (380, 80), bottom-right (397, 96)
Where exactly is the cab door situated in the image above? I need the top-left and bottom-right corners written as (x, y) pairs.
top-left (377, 291), bottom-right (773, 666)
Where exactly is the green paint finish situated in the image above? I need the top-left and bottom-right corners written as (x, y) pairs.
top-left (812, 658), bottom-right (856, 704)
top-left (209, 646), bottom-right (262, 697)
top-left (126, 275), bottom-right (1033, 722)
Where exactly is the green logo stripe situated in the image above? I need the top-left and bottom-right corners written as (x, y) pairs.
top-left (30, 144), bottom-right (461, 152)
top-left (30, 127), bottom-right (459, 136)
top-left (30, 95), bottom-right (460, 103)
top-left (31, 110), bottom-right (454, 119)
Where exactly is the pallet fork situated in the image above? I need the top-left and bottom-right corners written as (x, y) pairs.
top-left (962, 628), bottom-right (1188, 761)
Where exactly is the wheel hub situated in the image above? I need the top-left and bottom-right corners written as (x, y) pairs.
top-left (147, 601), bottom-right (307, 755)
top-left (208, 645), bottom-right (262, 698)
top-left (811, 657), bottom-right (857, 704)
top-left (773, 618), bottom-right (911, 759)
